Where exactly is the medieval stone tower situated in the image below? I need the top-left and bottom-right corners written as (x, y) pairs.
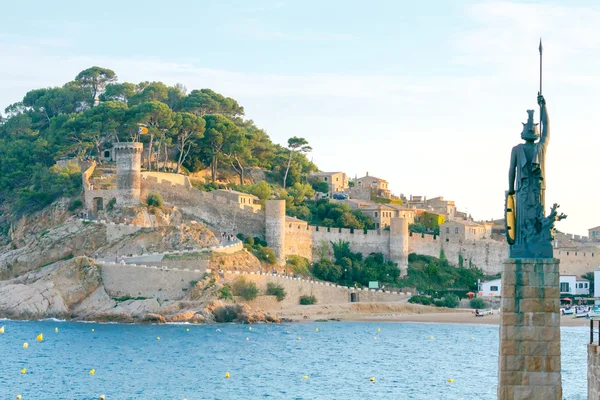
top-left (389, 217), bottom-right (409, 275)
top-left (265, 200), bottom-right (286, 265)
top-left (114, 142), bottom-right (143, 205)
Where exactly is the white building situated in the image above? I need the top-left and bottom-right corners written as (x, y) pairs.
top-left (559, 275), bottom-right (590, 296)
top-left (480, 276), bottom-right (590, 298)
top-left (479, 278), bottom-right (501, 297)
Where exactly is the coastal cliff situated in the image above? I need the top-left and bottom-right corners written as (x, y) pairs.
top-left (0, 256), bottom-right (280, 324)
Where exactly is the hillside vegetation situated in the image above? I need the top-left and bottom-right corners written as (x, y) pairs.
top-left (0, 66), bottom-right (316, 216)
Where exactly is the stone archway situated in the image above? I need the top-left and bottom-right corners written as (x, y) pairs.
top-left (93, 197), bottom-right (104, 213)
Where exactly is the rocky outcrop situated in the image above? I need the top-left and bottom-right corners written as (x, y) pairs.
top-left (0, 219), bottom-right (107, 279)
top-left (0, 256), bottom-right (279, 324)
top-left (0, 257), bottom-right (111, 319)
top-left (98, 223), bottom-right (218, 257)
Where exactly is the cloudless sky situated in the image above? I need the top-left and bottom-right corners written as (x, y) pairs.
top-left (1, 0), bottom-right (599, 235)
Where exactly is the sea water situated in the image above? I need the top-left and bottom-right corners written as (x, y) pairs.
top-left (0, 320), bottom-right (587, 399)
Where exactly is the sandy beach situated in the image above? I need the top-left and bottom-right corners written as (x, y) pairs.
top-left (277, 302), bottom-right (592, 327)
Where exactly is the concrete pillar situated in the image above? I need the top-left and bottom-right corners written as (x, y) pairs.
top-left (114, 142), bottom-right (143, 205)
top-left (498, 258), bottom-right (562, 400)
top-left (265, 200), bottom-right (286, 266)
top-left (589, 343), bottom-right (600, 400)
top-left (389, 217), bottom-right (409, 276)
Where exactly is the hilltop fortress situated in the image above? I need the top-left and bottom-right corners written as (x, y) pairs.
top-left (82, 142), bottom-right (597, 276)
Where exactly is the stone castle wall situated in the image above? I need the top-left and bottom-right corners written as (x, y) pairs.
top-left (141, 176), bottom-right (266, 238)
top-left (555, 250), bottom-right (600, 276)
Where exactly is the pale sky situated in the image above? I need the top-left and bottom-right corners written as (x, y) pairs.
top-left (1, 0), bottom-right (598, 235)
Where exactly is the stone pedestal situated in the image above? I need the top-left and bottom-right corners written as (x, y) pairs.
top-left (498, 258), bottom-right (562, 400)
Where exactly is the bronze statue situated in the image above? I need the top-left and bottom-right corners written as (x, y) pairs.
top-left (505, 94), bottom-right (566, 258)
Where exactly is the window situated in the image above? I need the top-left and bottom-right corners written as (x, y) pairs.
top-left (560, 282), bottom-right (569, 292)
top-left (375, 212), bottom-right (378, 217)
top-left (490, 286), bottom-right (499, 291)
top-left (336, 177), bottom-right (339, 181)
top-left (455, 228), bottom-right (459, 234)
top-left (585, 283), bottom-right (589, 288)
top-left (324, 177), bottom-right (328, 181)
top-left (446, 228), bottom-right (450, 234)
top-left (578, 283), bottom-right (582, 289)
top-left (376, 223), bottom-right (380, 229)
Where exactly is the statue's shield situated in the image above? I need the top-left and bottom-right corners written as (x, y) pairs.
top-left (505, 192), bottom-right (516, 245)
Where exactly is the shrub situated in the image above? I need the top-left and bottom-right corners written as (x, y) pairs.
top-left (253, 237), bottom-right (268, 247)
top-left (218, 284), bottom-right (233, 300)
top-left (68, 199), bottom-right (83, 211)
top-left (443, 293), bottom-right (460, 309)
top-left (255, 245), bottom-right (277, 265)
top-left (470, 298), bottom-right (488, 309)
top-left (312, 259), bottom-right (342, 282)
top-left (433, 299), bottom-right (444, 307)
top-left (266, 283), bottom-right (286, 301)
top-left (146, 192), bottom-right (164, 207)
top-left (286, 255), bottom-right (311, 277)
top-left (408, 295), bottom-right (433, 306)
top-left (107, 197), bottom-right (116, 211)
top-left (299, 295), bottom-right (317, 305)
top-left (231, 278), bottom-right (259, 301)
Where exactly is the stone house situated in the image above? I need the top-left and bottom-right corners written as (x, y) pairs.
top-left (425, 196), bottom-right (456, 220)
top-left (386, 204), bottom-right (416, 224)
top-left (353, 172), bottom-right (391, 199)
top-left (310, 171), bottom-right (349, 195)
top-left (213, 189), bottom-right (261, 211)
top-left (357, 204), bottom-right (396, 229)
top-left (589, 226), bottom-right (600, 241)
top-left (440, 220), bottom-right (487, 242)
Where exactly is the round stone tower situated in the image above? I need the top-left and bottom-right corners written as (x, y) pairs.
top-left (113, 142), bottom-right (143, 205)
top-left (265, 200), bottom-right (286, 266)
top-left (389, 217), bottom-right (409, 276)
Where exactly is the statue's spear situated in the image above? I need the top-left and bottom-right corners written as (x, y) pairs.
top-left (539, 38), bottom-right (543, 128)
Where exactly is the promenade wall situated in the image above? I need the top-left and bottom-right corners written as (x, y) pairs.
top-left (225, 271), bottom-right (407, 310)
top-left (101, 263), bottom-right (205, 301)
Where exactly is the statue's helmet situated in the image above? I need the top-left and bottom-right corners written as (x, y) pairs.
top-left (521, 109), bottom-right (539, 141)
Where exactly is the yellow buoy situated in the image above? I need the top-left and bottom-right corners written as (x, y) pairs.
top-left (297, 337), bottom-right (301, 340)
top-left (89, 369), bottom-right (95, 375)
top-left (55, 327), bottom-right (59, 333)
top-left (157, 337), bottom-right (160, 341)
top-left (377, 327), bottom-right (381, 333)
top-left (370, 377), bottom-right (375, 382)
top-left (186, 328), bottom-right (189, 332)
top-left (315, 327), bottom-right (319, 332)
top-left (302, 375), bottom-right (309, 379)
top-left (23, 343), bottom-right (28, 349)
top-left (36, 333), bottom-right (43, 342)
top-left (429, 335), bottom-right (434, 340)
top-left (100, 396), bottom-right (105, 400)
top-left (448, 379), bottom-right (454, 383)
top-left (20, 368), bottom-right (26, 375)
top-left (92, 329), bottom-right (95, 332)
top-left (16, 395), bottom-right (22, 400)
top-left (249, 327), bottom-right (252, 331)
top-left (225, 372), bottom-right (230, 378)
top-left (246, 337), bottom-right (249, 341)
top-left (0, 326), bottom-right (4, 334)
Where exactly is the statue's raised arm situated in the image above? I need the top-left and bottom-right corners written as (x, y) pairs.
top-left (538, 93), bottom-right (549, 147)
